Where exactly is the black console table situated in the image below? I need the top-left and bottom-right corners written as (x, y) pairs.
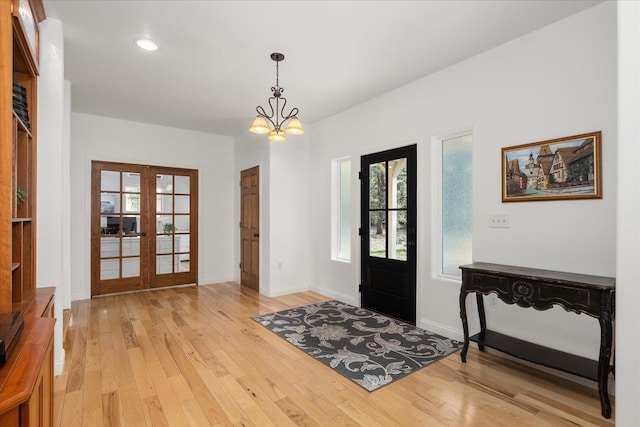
top-left (459, 262), bottom-right (615, 418)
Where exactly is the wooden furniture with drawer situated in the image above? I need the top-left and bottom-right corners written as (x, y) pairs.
top-left (459, 262), bottom-right (615, 418)
top-left (0, 287), bottom-right (55, 426)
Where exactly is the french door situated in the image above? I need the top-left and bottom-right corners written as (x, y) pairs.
top-left (91, 161), bottom-right (198, 296)
top-left (360, 144), bottom-right (417, 324)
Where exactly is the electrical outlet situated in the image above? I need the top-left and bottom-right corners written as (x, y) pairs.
top-left (489, 214), bottom-right (510, 228)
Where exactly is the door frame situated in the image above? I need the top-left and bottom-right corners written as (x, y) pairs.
top-left (240, 165), bottom-right (260, 291)
top-left (360, 144), bottom-right (417, 324)
top-left (90, 161), bottom-right (198, 296)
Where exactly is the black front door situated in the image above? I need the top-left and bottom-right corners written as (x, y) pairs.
top-left (360, 144), bottom-right (417, 324)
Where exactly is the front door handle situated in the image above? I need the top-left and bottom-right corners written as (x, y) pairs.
top-left (254, 233), bottom-right (260, 238)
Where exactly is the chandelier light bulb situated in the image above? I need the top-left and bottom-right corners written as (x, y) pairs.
top-left (284, 117), bottom-right (305, 135)
top-left (268, 130), bottom-right (287, 142)
top-left (249, 116), bottom-right (270, 134)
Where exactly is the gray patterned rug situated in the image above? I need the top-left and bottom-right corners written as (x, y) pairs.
top-left (252, 300), bottom-right (462, 391)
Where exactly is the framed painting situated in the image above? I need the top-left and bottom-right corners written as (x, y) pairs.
top-left (502, 131), bottom-right (602, 202)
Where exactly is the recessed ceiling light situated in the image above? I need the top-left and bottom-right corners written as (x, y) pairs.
top-left (135, 38), bottom-right (158, 51)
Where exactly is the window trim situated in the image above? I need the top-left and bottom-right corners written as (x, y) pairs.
top-left (331, 157), bottom-right (351, 262)
top-left (432, 129), bottom-right (473, 280)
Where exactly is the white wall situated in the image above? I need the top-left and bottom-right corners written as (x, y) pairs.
top-left (69, 113), bottom-right (235, 300)
top-left (268, 134), bottom-right (312, 295)
top-left (616, 0), bottom-right (640, 423)
top-left (37, 17), bottom-right (67, 375)
top-left (310, 0), bottom-right (616, 361)
top-left (234, 131), bottom-right (312, 296)
top-left (234, 133), bottom-right (270, 293)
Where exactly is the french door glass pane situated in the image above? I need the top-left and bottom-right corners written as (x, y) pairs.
top-left (156, 235), bottom-right (174, 255)
top-left (101, 170), bottom-right (120, 192)
top-left (157, 195), bottom-right (173, 213)
top-left (390, 158), bottom-right (407, 209)
top-left (369, 162), bottom-right (386, 209)
top-left (122, 215), bottom-right (139, 234)
top-left (176, 255), bottom-right (189, 272)
top-left (174, 176), bottom-right (190, 194)
top-left (99, 169), bottom-right (141, 281)
top-left (174, 215), bottom-right (190, 232)
top-left (122, 258), bottom-right (140, 278)
top-left (155, 174), bottom-right (191, 275)
top-left (369, 211), bottom-right (386, 258)
top-left (156, 255), bottom-right (174, 274)
top-left (157, 175), bottom-right (172, 193)
top-left (157, 215), bottom-right (173, 233)
top-left (123, 172), bottom-right (140, 193)
top-left (100, 237), bottom-right (119, 257)
top-left (175, 195), bottom-right (190, 213)
top-left (123, 194), bottom-right (140, 213)
top-left (101, 193), bottom-right (119, 214)
top-left (368, 157), bottom-right (408, 261)
top-left (100, 259), bottom-right (119, 280)
top-left (122, 237), bottom-right (140, 256)
top-left (389, 210), bottom-right (407, 261)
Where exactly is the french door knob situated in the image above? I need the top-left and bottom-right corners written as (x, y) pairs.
top-left (141, 232), bottom-right (148, 237)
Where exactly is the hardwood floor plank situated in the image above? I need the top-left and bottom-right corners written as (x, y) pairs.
top-left (99, 332), bottom-right (118, 394)
top-left (118, 382), bottom-right (147, 426)
top-left (101, 390), bottom-right (122, 427)
top-left (275, 396), bottom-right (322, 427)
top-left (57, 389), bottom-right (83, 427)
top-left (55, 282), bottom-right (615, 426)
top-left (162, 327), bottom-right (232, 425)
top-left (179, 397), bottom-right (213, 427)
top-left (82, 370), bottom-right (104, 426)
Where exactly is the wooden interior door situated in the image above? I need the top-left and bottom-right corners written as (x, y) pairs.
top-left (91, 161), bottom-right (198, 296)
top-left (91, 162), bottom-right (148, 295)
top-left (240, 166), bottom-right (259, 290)
top-left (148, 166), bottom-right (198, 289)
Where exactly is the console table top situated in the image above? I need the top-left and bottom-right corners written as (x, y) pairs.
top-left (460, 262), bottom-right (615, 290)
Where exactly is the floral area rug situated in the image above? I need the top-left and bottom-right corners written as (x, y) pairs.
top-left (252, 300), bottom-right (462, 391)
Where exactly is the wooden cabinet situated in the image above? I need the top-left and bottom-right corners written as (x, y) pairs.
top-left (2, 0), bottom-right (43, 312)
top-left (0, 1), bottom-right (54, 426)
top-left (0, 288), bottom-right (55, 426)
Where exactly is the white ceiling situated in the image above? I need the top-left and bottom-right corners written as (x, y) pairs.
top-left (43, 0), bottom-right (603, 137)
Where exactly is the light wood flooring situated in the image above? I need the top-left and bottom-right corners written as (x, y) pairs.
top-left (54, 282), bottom-right (615, 426)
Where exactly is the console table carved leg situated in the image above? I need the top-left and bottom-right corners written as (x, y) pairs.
top-left (598, 303), bottom-right (614, 418)
top-left (459, 290), bottom-right (469, 363)
top-left (476, 293), bottom-right (486, 352)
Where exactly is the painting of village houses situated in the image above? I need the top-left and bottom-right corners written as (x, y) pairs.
top-left (502, 131), bottom-right (601, 202)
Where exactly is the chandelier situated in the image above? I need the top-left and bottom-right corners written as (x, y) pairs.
top-left (249, 52), bottom-right (304, 142)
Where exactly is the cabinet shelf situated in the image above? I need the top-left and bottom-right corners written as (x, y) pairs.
top-left (11, 112), bottom-right (32, 137)
top-left (11, 218), bottom-right (32, 223)
top-left (470, 330), bottom-right (602, 381)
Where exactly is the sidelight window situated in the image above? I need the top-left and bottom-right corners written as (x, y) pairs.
top-left (332, 157), bottom-right (351, 261)
top-left (439, 132), bottom-right (472, 278)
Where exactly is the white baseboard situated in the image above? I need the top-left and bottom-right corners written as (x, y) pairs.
top-left (419, 318), bottom-right (464, 341)
top-left (266, 286), bottom-right (310, 297)
top-left (54, 349), bottom-right (65, 376)
top-left (309, 286), bottom-right (358, 306)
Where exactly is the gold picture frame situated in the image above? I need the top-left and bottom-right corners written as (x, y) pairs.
top-left (502, 131), bottom-right (602, 202)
